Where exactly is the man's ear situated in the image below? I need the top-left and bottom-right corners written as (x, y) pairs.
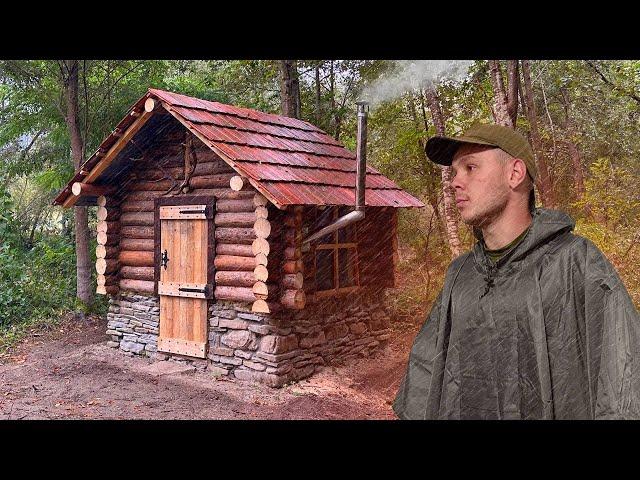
top-left (508, 158), bottom-right (528, 189)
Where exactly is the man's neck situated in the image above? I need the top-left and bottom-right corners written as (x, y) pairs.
top-left (480, 203), bottom-right (533, 250)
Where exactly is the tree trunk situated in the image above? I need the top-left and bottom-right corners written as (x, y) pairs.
top-left (64, 59), bottom-right (94, 309)
top-left (521, 60), bottom-right (556, 208)
top-left (506, 61), bottom-right (520, 127)
top-left (315, 61), bottom-right (322, 126)
top-left (559, 87), bottom-right (586, 200)
top-left (488, 60), bottom-right (519, 128)
top-left (566, 141), bottom-right (585, 197)
top-left (329, 60), bottom-right (340, 140)
top-left (279, 60), bottom-right (301, 119)
top-left (408, 92), bottom-right (444, 238)
top-left (424, 87), bottom-right (462, 258)
top-left (488, 60), bottom-right (512, 127)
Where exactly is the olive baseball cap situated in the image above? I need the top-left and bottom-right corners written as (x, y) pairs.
top-left (425, 123), bottom-right (537, 181)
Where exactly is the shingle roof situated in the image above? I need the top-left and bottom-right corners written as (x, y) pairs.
top-left (54, 88), bottom-right (424, 209)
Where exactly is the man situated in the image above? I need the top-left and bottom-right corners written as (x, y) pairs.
top-left (393, 123), bottom-right (640, 420)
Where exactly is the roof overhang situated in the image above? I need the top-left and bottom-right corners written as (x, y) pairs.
top-left (54, 88), bottom-right (425, 211)
top-left (53, 89), bottom-right (285, 209)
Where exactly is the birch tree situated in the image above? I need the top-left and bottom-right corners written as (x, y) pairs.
top-left (424, 87), bottom-right (462, 258)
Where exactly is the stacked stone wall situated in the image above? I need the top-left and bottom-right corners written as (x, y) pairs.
top-left (106, 287), bottom-right (392, 387)
top-left (106, 294), bottom-right (160, 356)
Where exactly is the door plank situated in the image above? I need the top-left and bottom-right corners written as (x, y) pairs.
top-left (158, 204), bottom-right (211, 359)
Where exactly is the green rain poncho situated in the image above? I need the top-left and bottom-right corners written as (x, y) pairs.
top-left (393, 208), bottom-right (640, 419)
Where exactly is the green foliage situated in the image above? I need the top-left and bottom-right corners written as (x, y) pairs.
top-left (572, 158), bottom-right (640, 308)
top-left (0, 194), bottom-right (76, 328)
top-left (575, 157), bottom-right (640, 229)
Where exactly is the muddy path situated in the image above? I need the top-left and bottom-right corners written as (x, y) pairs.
top-left (0, 315), bottom-right (421, 420)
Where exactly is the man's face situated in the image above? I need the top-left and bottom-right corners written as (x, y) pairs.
top-left (450, 144), bottom-right (510, 227)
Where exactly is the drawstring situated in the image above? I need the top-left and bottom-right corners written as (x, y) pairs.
top-left (479, 259), bottom-right (497, 299)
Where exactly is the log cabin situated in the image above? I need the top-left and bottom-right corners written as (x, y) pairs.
top-left (53, 88), bottom-right (424, 387)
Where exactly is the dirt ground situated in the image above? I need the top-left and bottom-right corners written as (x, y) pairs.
top-left (0, 314), bottom-right (421, 420)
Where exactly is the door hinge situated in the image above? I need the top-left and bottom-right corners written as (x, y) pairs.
top-left (178, 285), bottom-right (209, 296)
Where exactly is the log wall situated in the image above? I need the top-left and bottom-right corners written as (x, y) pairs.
top-left (112, 133), bottom-right (260, 301)
top-left (96, 128), bottom-right (296, 312)
top-left (355, 207), bottom-right (397, 289)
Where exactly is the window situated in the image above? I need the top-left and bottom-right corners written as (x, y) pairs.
top-left (313, 207), bottom-right (360, 295)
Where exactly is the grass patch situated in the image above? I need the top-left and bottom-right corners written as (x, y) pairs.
top-left (0, 311), bottom-right (69, 359)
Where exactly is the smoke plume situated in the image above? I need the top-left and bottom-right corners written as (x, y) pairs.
top-left (360, 60), bottom-right (474, 107)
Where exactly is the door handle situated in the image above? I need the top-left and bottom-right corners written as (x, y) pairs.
top-left (161, 249), bottom-right (169, 270)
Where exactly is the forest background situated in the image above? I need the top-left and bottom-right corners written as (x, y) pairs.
top-left (0, 59), bottom-right (638, 350)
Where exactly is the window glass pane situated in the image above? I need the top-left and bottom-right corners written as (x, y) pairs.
top-left (316, 207), bottom-right (336, 244)
top-left (316, 249), bottom-right (335, 291)
top-left (338, 223), bottom-right (356, 243)
top-left (337, 207), bottom-right (356, 243)
top-left (338, 247), bottom-right (357, 288)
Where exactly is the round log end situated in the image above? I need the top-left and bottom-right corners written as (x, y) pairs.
top-left (254, 218), bottom-right (271, 239)
top-left (144, 97), bottom-right (156, 112)
top-left (254, 205), bottom-right (269, 219)
top-left (254, 264), bottom-right (268, 282)
top-left (251, 299), bottom-right (270, 313)
top-left (253, 193), bottom-right (268, 207)
top-left (96, 231), bottom-right (107, 245)
top-left (280, 289), bottom-right (306, 309)
top-left (252, 238), bottom-right (270, 256)
top-left (72, 182), bottom-right (82, 196)
top-left (252, 281), bottom-right (269, 297)
top-left (255, 252), bottom-right (268, 266)
top-left (230, 176), bottom-right (244, 191)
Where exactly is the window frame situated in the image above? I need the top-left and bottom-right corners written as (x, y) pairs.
top-left (312, 207), bottom-right (360, 297)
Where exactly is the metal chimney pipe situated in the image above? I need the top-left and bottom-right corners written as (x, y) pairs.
top-left (355, 101), bottom-right (368, 211)
top-left (303, 102), bottom-right (369, 245)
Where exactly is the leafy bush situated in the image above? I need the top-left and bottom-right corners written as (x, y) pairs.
top-left (0, 235), bottom-right (77, 328)
top-left (0, 190), bottom-right (78, 329)
top-left (572, 158), bottom-right (640, 308)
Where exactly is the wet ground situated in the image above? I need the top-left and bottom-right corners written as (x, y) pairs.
top-left (0, 314), bottom-right (421, 420)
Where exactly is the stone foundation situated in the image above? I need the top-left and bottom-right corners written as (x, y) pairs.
top-left (106, 294), bottom-right (160, 356)
top-left (106, 288), bottom-right (392, 387)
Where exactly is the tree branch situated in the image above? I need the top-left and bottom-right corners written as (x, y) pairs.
top-left (586, 60), bottom-right (640, 105)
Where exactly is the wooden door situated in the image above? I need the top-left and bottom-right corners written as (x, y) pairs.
top-left (157, 203), bottom-right (213, 358)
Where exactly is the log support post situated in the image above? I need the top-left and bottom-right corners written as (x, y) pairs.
top-left (96, 195), bottom-right (120, 296)
top-left (251, 193), bottom-right (277, 313)
top-left (279, 205), bottom-right (305, 310)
